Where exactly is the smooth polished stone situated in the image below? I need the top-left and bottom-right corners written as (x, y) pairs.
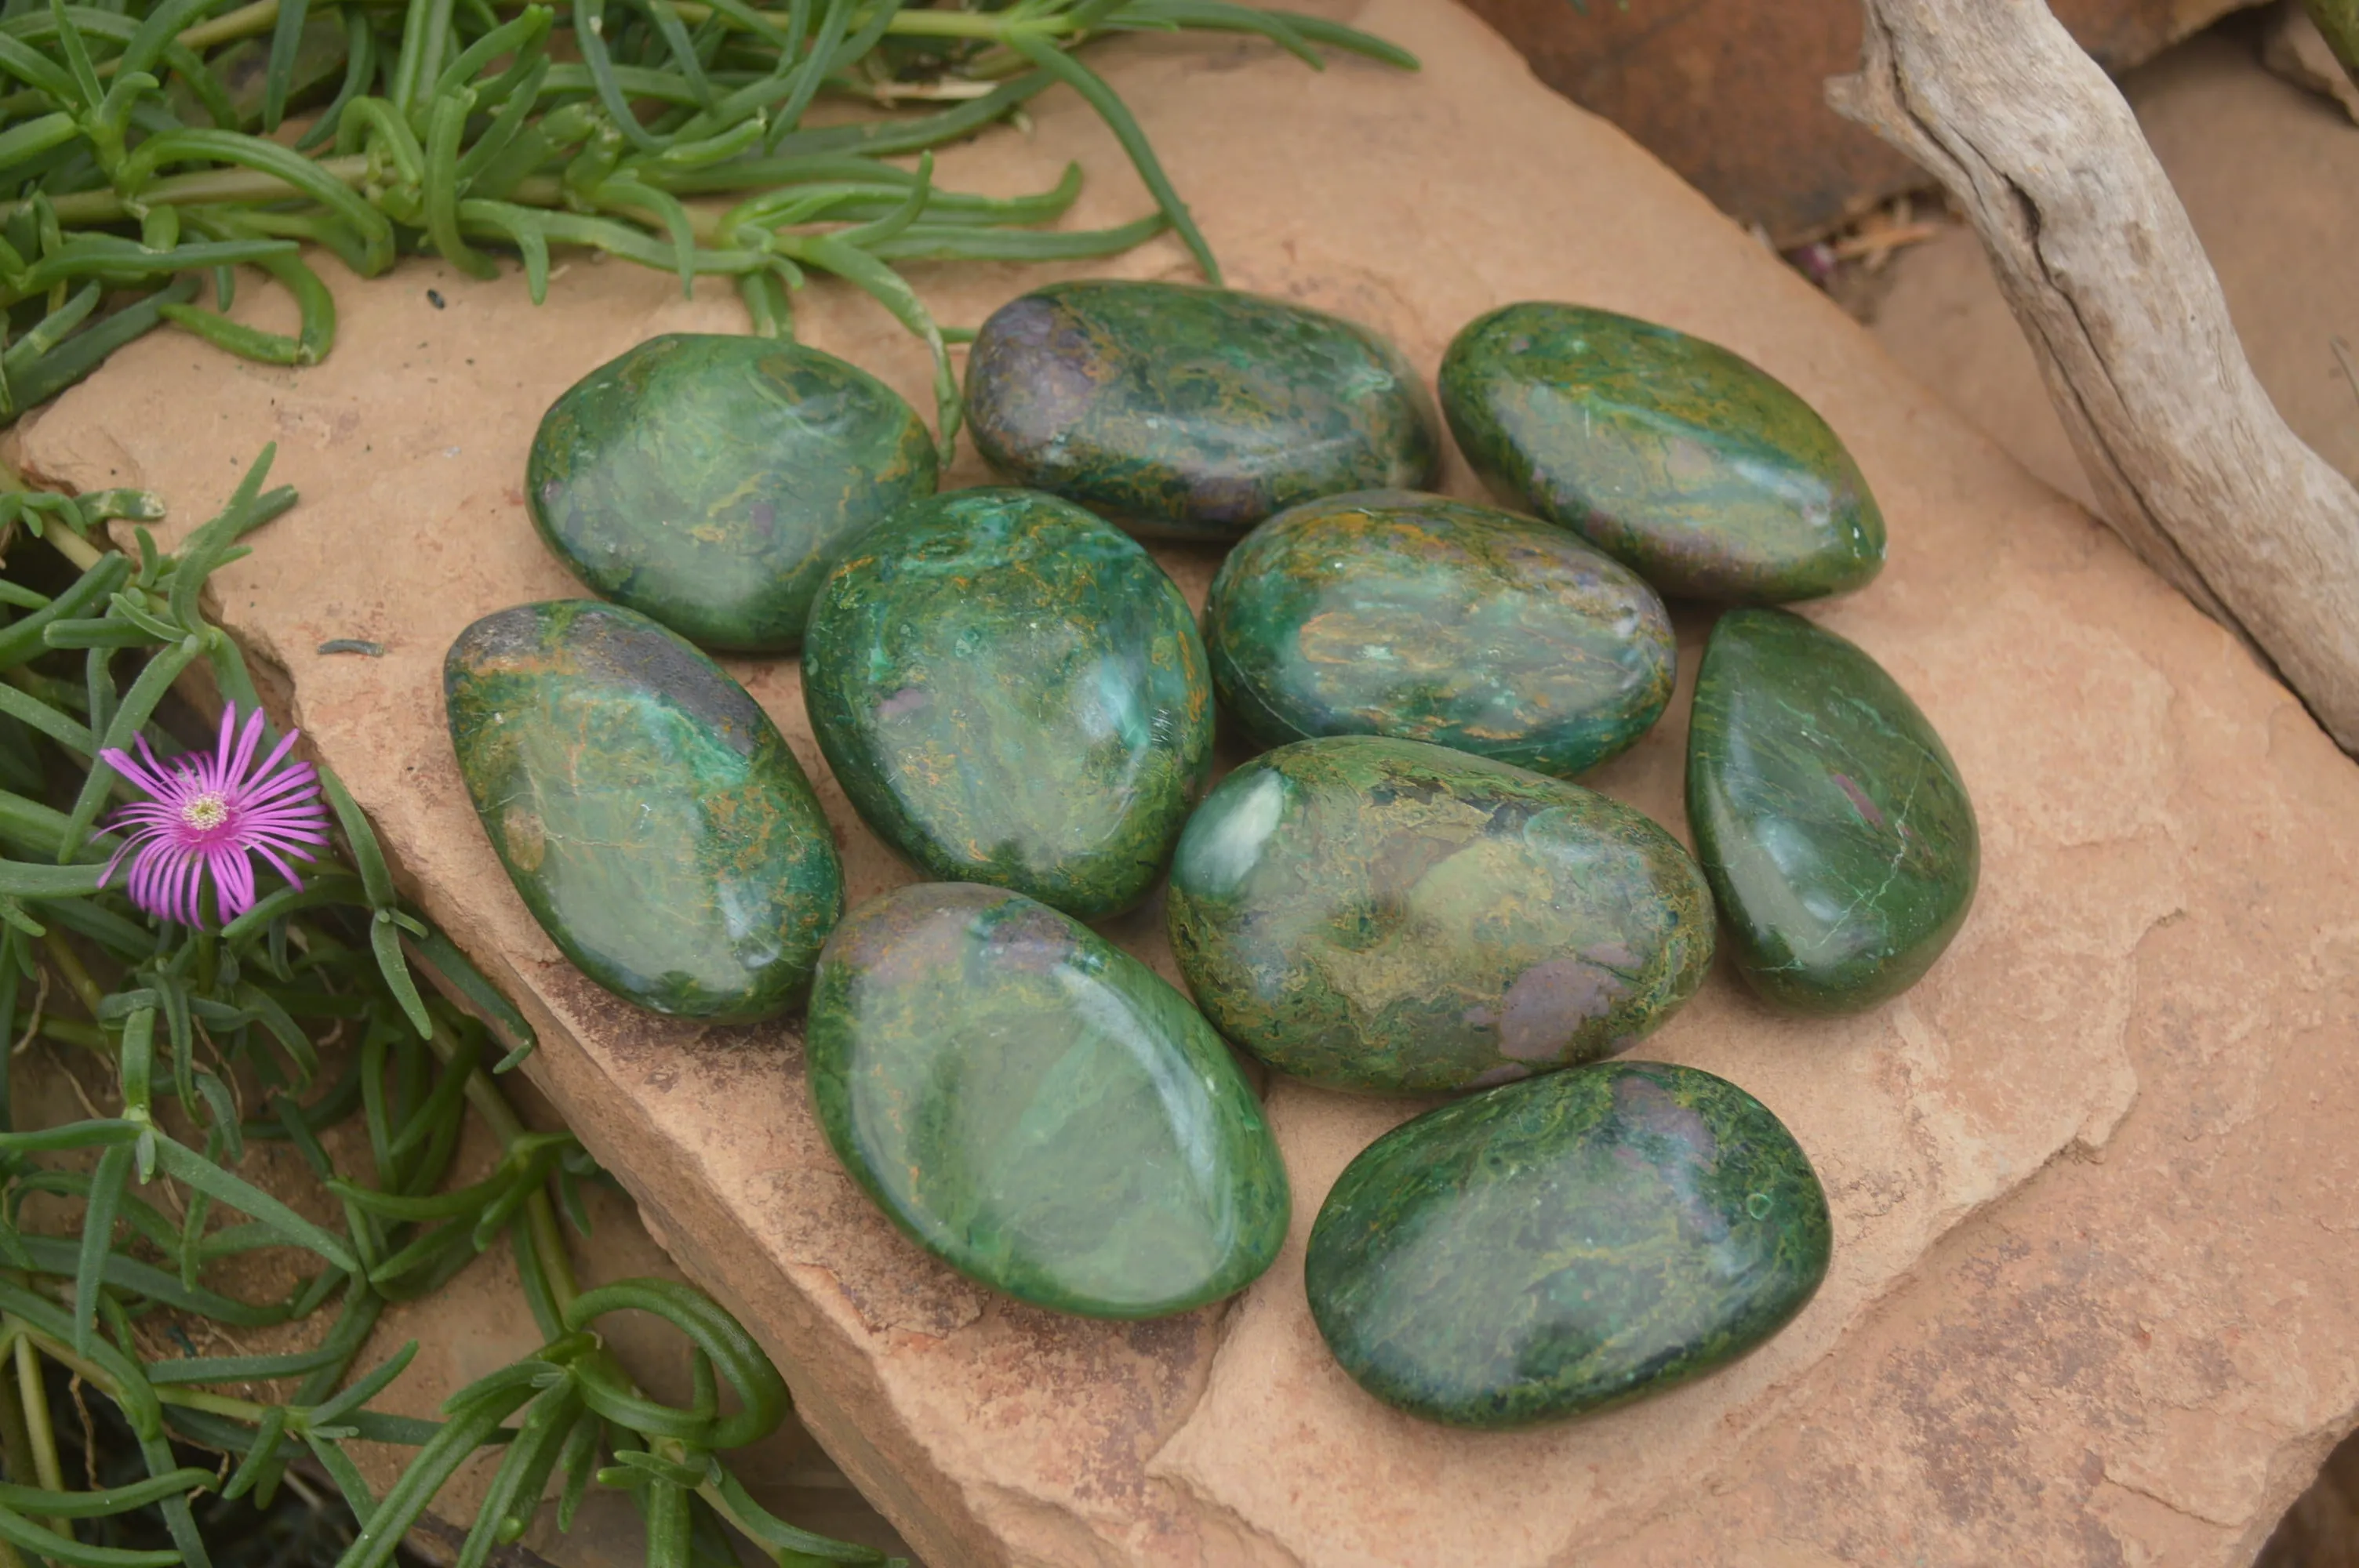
top-left (444, 601), bottom-right (843, 1020)
top-left (1203, 490), bottom-right (1676, 777)
top-left (527, 333), bottom-right (936, 652)
top-left (964, 280), bottom-right (1440, 540)
top-left (807, 882), bottom-right (1289, 1319)
top-left (1439, 302), bottom-right (1885, 601)
top-left (801, 488), bottom-right (1212, 919)
top-left (1687, 607), bottom-right (1978, 1013)
top-left (1165, 736), bottom-right (1712, 1095)
top-left (1306, 1059), bottom-right (1831, 1428)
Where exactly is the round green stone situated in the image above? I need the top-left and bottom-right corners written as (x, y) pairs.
top-left (964, 280), bottom-right (1440, 540)
top-left (1687, 607), bottom-right (1979, 1013)
top-left (1165, 735), bottom-right (1714, 1095)
top-left (807, 882), bottom-right (1290, 1319)
top-left (1306, 1059), bottom-right (1832, 1429)
top-left (443, 601), bottom-right (844, 1021)
top-left (1438, 303), bottom-right (1885, 602)
top-left (1202, 489), bottom-right (1675, 777)
top-left (801, 488), bottom-right (1212, 919)
top-left (527, 333), bottom-right (936, 652)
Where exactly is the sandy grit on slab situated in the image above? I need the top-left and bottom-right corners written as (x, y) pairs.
top-left (22, 2), bottom-right (2359, 1561)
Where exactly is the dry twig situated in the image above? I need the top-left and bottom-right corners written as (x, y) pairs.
top-left (1829, 0), bottom-right (2359, 753)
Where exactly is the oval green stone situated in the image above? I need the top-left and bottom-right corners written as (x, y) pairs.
top-left (807, 882), bottom-right (1290, 1319)
top-left (527, 333), bottom-right (936, 652)
top-left (1307, 1059), bottom-right (1831, 1428)
top-left (1165, 736), bottom-right (1713, 1095)
top-left (1203, 490), bottom-right (1675, 777)
top-left (964, 280), bottom-right (1440, 540)
top-left (1687, 607), bottom-right (1979, 1013)
top-left (443, 601), bottom-right (844, 1021)
top-left (801, 488), bottom-right (1212, 919)
top-left (1438, 303), bottom-right (1885, 602)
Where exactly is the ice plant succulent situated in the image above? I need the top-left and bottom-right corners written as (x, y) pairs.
top-left (100, 702), bottom-right (330, 926)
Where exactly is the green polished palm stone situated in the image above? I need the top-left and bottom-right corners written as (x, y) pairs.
top-left (807, 882), bottom-right (1290, 1319)
top-left (1203, 490), bottom-right (1675, 777)
top-left (964, 280), bottom-right (1440, 540)
top-left (1307, 1059), bottom-right (1831, 1428)
top-left (1439, 303), bottom-right (1884, 601)
top-left (801, 488), bottom-right (1212, 919)
top-left (444, 600), bottom-right (844, 1021)
top-left (1687, 607), bottom-right (1978, 1013)
top-left (527, 333), bottom-right (936, 652)
top-left (1165, 736), bottom-right (1713, 1095)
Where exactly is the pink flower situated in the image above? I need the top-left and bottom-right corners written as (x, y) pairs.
top-left (100, 703), bottom-right (331, 927)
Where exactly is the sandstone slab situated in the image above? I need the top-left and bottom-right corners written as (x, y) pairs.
top-left (20, 3), bottom-right (2359, 1563)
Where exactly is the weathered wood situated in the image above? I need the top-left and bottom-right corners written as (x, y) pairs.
top-left (1829, 0), bottom-right (2359, 753)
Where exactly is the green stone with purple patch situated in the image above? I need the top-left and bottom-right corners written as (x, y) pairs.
top-left (1686, 607), bottom-right (1977, 1013)
top-left (1438, 303), bottom-right (1884, 601)
top-left (963, 280), bottom-right (1440, 540)
top-left (527, 333), bottom-right (936, 652)
top-left (1306, 1059), bottom-right (1832, 1428)
top-left (1202, 489), bottom-right (1675, 777)
top-left (807, 882), bottom-right (1289, 1319)
top-left (1164, 735), bottom-right (1714, 1096)
top-left (443, 600), bottom-right (843, 1021)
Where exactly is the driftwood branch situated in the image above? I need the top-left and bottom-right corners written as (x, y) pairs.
top-left (1827, 0), bottom-right (2359, 754)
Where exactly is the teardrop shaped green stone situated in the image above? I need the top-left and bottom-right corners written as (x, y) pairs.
top-left (1686, 607), bottom-right (1978, 1012)
top-left (808, 882), bottom-right (1289, 1319)
top-left (444, 600), bottom-right (843, 1021)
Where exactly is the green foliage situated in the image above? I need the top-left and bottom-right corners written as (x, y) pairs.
top-left (0, 456), bottom-right (902, 1566)
top-left (0, 0), bottom-right (1413, 445)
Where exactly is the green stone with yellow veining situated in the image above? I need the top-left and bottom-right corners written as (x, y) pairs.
top-left (1203, 490), bottom-right (1675, 777)
top-left (808, 882), bottom-right (1289, 1319)
top-left (1307, 1059), bottom-right (1832, 1428)
top-left (1165, 735), bottom-right (1714, 1095)
top-left (443, 601), bottom-right (844, 1020)
top-left (528, 334), bottom-right (936, 652)
top-left (965, 280), bottom-right (1440, 540)
top-left (1687, 607), bottom-right (1978, 1013)
top-left (1440, 303), bottom-right (1885, 601)
top-left (801, 488), bottom-right (1212, 919)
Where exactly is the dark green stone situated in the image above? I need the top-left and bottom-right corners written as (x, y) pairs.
top-left (1438, 303), bottom-right (1885, 602)
top-left (444, 601), bottom-right (844, 1021)
top-left (527, 333), bottom-right (936, 652)
top-left (1203, 490), bottom-right (1675, 778)
top-left (964, 280), bottom-right (1440, 540)
top-left (807, 882), bottom-right (1289, 1319)
top-left (1165, 736), bottom-right (1713, 1095)
top-left (1306, 1059), bottom-right (1831, 1429)
top-left (801, 488), bottom-right (1212, 919)
top-left (1686, 607), bottom-right (1978, 1014)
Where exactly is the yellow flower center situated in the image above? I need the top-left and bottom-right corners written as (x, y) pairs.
top-left (180, 793), bottom-right (229, 832)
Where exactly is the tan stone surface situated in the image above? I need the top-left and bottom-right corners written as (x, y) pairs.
top-left (19, 2), bottom-right (2359, 1561)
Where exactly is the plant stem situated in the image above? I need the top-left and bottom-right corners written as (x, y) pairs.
top-left (419, 1019), bottom-right (578, 1314)
top-left (38, 933), bottom-right (105, 1027)
top-left (13, 1336), bottom-right (72, 1541)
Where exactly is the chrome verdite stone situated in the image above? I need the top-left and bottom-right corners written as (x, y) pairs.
top-left (1440, 303), bottom-right (1885, 602)
top-left (1203, 490), bottom-right (1676, 777)
top-left (806, 882), bottom-right (1289, 1319)
top-left (1687, 607), bottom-right (1978, 1013)
top-left (1307, 1059), bottom-right (1831, 1428)
top-left (1165, 736), bottom-right (1713, 1095)
top-left (443, 600), bottom-right (843, 1021)
top-left (964, 280), bottom-right (1440, 540)
top-left (527, 334), bottom-right (936, 652)
top-left (801, 488), bottom-right (1212, 920)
